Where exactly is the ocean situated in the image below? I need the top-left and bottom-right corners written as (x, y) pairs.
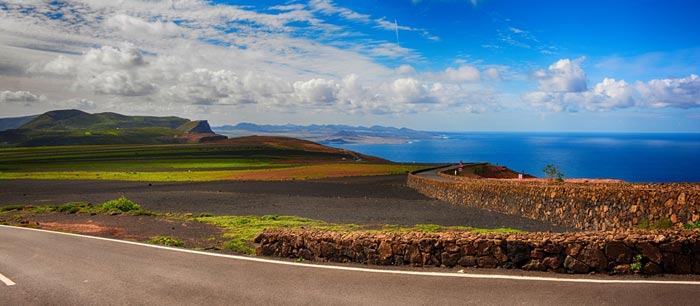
top-left (331, 132), bottom-right (700, 183)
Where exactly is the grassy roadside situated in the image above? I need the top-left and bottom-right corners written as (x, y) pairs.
top-left (192, 214), bottom-right (523, 254)
top-left (0, 199), bottom-right (522, 255)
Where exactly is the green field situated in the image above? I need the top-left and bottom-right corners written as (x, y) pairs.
top-left (0, 142), bottom-right (430, 181)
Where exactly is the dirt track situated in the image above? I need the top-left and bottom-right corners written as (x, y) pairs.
top-left (0, 176), bottom-right (572, 232)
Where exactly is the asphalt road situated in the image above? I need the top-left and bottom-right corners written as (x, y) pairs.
top-left (2, 226), bottom-right (699, 306)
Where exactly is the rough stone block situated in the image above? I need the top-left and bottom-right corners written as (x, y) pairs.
top-left (477, 256), bottom-right (498, 268)
top-left (507, 240), bottom-right (532, 266)
top-left (564, 255), bottom-right (589, 274)
top-left (605, 242), bottom-right (633, 264)
top-left (458, 255), bottom-right (477, 267)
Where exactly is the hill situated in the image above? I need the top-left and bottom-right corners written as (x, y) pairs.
top-left (0, 114), bottom-right (38, 131)
top-left (0, 110), bottom-right (225, 147)
top-left (214, 122), bottom-right (440, 145)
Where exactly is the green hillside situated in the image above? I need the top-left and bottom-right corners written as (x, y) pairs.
top-left (21, 109), bottom-right (190, 130)
top-left (0, 110), bottom-right (222, 147)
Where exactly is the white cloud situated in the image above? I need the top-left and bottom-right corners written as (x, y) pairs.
top-left (483, 67), bottom-right (501, 81)
top-left (310, 0), bottom-right (439, 41)
top-left (106, 14), bottom-right (182, 38)
top-left (639, 74), bottom-right (700, 109)
top-left (83, 44), bottom-right (146, 69)
top-left (442, 66), bottom-right (481, 83)
top-left (42, 55), bottom-right (76, 75)
top-left (293, 78), bottom-right (339, 106)
top-left (86, 70), bottom-right (156, 96)
top-left (0, 90), bottom-right (46, 104)
top-left (53, 98), bottom-right (97, 110)
top-left (525, 58), bottom-right (700, 111)
top-left (395, 64), bottom-right (417, 75)
top-left (0, 0), bottom-right (499, 120)
top-left (534, 57), bottom-right (587, 92)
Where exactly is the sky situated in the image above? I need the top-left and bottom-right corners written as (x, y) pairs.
top-left (0, 0), bottom-right (699, 132)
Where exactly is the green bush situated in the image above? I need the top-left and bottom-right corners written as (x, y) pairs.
top-left (147, 236), bottom-right (184, 247)
top-left (543, 164), bottom-right (564, 182)
top-left (630, 254), bottom-right (644, 273)
top-left (100, 196), bottom-right (141, 213)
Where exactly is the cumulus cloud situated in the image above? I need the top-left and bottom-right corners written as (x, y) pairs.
top-left (525, 58), bottom-right (700, 111)
top-left (2, 0), bottom-right (495, 118)
top-left (0, 90), bottom-right (46, 104)
top-left (442, 66), bottom-right (481, 83)
top-left (639, 74), bottom-right (700, 109)
top-left (42, 55), bottom-right (76, 75)
top-left (534, 57), bottom-right (587, 92)
top-left (83, 44), bottom-right (146, 69)
top-left (293, 78), bottom-right (339, 106)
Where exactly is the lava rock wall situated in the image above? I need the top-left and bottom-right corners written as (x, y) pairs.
top-left (255, 229), bottom-right (700, 274)
top-left (407, 173), bottom-right (700, 231)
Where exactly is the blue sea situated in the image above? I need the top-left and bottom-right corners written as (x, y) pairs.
top-left (331, 132), bottom-right (700, 183)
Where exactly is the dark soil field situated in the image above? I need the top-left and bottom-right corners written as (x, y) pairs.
top-left (0, 175), bottom-right (571, 232)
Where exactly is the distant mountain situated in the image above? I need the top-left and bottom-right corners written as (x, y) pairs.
top-left (214, 122), bottom-right (440, 144)
top-left (0, 114), bottom-right (38, 131)
top-left (0, 109), bottom-right (225, 147)
top-left (21, 109), bottom-right (191, 130)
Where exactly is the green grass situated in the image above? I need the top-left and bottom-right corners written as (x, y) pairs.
top-left (684, 221), bottom-right (700, 230)
top-left (3, 199), bottom-right (522, 256)
top-left (0, 197), bottom-right (146, 216)
top-left (0, 159), bottom-right (277, 170)
top-left (146, 236), bottom-right (185, 247)
top-left (0, 142), bottom-right (431, 181)
top-left (637, 217), bottom-right (674, 230)
top-left (0, 164), bottom-right (428, 182)
top-left (194, 215), bottom-right (319, 254)
top-left (192, 214), bottom-right (522, 255)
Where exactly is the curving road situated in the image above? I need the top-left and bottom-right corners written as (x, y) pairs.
top-left (2, 225), bottom-right (699, 306)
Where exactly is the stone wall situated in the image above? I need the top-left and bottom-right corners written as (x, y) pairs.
top-left (255, 229), bottom-right (700, 274)
top-left (407, 173), bottom-right (700, 231)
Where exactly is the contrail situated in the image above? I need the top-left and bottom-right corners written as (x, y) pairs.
top-left (394, 19), bottom-right (400, 47)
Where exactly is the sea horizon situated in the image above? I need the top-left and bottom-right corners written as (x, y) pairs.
top-left (330, 131), bottom-right (700, 183)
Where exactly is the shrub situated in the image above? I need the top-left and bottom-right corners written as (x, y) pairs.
top-left (543, 164), bottom-right (564, 182)
top-left (630, 254), bottom-right (644, 273)
top-left (147, 236), bottom-right (184, 247)
top-left (100, 196), bottom-right (141, 213)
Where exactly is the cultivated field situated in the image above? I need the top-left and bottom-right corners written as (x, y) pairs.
top-left (0, 138), bottom-right (425, 181)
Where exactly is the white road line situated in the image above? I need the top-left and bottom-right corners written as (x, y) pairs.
top-left (2, 225), bottom-right (700, 286)
top-left (0, 272), bottom-right (16, 286)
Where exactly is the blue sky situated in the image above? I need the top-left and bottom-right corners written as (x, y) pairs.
top-left (0, 0), bottom-right (699, 132)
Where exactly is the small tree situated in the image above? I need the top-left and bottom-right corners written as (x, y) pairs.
top-left (543, 164), bottom-right (564, 182)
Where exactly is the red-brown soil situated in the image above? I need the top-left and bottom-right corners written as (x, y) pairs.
top-left (3, 212), bottom-right (226, 250)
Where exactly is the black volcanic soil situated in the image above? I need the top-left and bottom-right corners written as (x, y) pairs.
top-left (0, 176), bottom-right (571, 232)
